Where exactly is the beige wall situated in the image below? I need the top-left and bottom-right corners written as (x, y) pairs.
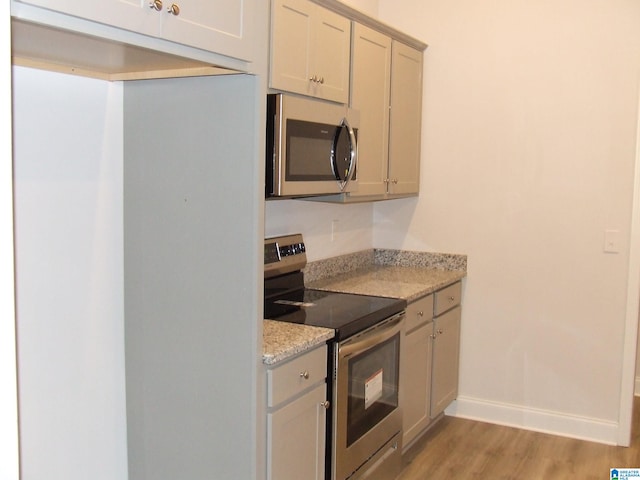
top-left (340, 0), bottom-right (379, 16)
top-left (375, 0), bottom-right (640, 441)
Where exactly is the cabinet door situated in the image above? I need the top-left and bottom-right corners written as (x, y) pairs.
top-left (388, 41), bottom-right (423, 195)
top-left (14, 0), bottom-right (160, 36)
top-left (270, 0), bottom-right (314, 96)
top-left (431, 306), bottom-right (461, 418)
top-left (350, 23), bottom-right (391, 196)
top-left (267, 383), bottom-right (327, 480)
top-left (161, 0), bottom-right (254, 62)
top-left (270, 0), bottom-right (350, 103)
top-left (401, 319), bottom-right (433, 450)
top-left (311, 6), bottom-right (350, 103)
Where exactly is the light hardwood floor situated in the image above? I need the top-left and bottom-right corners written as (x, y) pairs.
top-left (398, 398), bottom-right (640, 479)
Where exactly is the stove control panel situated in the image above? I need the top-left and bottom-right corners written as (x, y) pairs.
top-left (264, 233), bottom-right (307, 278)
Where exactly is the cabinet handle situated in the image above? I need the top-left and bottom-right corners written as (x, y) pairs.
top-left (167, 3), bottom-right (180, 15)
top-left (149, 0), bottom-right (162, 11)
top-left (321, 401), bottom-right (330, 410)
top-left (300, 371), bottom-right (309, 380)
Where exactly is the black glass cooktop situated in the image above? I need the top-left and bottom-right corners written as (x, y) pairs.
top-left (264, 287), bottom-right (406, 341)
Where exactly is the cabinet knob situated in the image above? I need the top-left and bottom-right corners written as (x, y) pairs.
top-left (392, 179), bottom-right (399, 184)
top-left (321, 401), bottom-right (330, 410)
top-left (418, 311), bottom-right (424, 317)
top-left (149, 0), bottom-right (162, 11)
top-left (167, 3), bottom-right (180, 15)
top-left (309, 75), bottom-right (317, 83)
top-left (449, 296), bottom-right (455, 303)
top-left (318, 76), bottom-right (324, 84)
top-left (300, 371), bottom-right (310, 380)
top-left (437, 329), bottom-right (444, 335)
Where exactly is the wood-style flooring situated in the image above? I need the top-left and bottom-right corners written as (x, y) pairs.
top-left (397, 397), bottom-right (640, 479)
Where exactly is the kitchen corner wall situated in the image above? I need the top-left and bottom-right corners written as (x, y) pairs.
top-left (265, 200), bottom-right (374, 261)
top-left (376, 0), bottom-right (640, 442)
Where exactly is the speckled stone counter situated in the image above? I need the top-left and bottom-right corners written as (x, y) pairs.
top-left (263, 248), bottom-right (466, 365)
top-left (308, 266), bottom-right (465, 302)
top-left (305, 248), bottom-right (467, 303)
top-left (262, 320), bottom-right (334, 365)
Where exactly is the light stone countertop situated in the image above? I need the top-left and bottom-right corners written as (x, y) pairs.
top-left (307, 265), bottom-right (466, 303)
top-left (262, 319), bottom-right (334, 365)
top-left (262, 248), bottom-right (467, 365)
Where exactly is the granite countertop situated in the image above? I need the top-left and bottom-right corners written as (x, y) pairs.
top-left (262, 320), bottom-right (334, 365)
top-left (308, 265), bottom-right (465, 303)
top-left (305, 247), bottom-right (467, 303)
top-left (262, 247), bottom-right (467, 365)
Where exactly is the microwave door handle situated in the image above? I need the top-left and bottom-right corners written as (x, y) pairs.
top-left (343, 116), bottom-right (357, 186)
top-left (331, 118), bottom-right (357, 191)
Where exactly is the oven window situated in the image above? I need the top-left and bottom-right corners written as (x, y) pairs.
top-left (346, 334), bottom-right (400, 447)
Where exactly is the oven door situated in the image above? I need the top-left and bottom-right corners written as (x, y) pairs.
top-left (333, 313), bottom-right (404, 480)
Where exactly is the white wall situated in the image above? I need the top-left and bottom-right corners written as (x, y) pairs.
top-left (376, 0), bottom-right (640, 442)
top-left (13, 66), bottom-right (128, 479)
top-left (265, 200), bottom-right (374, 261)
top-left (1, 6), bottom-right (19, 480)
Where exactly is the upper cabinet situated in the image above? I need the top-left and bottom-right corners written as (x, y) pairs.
top-left (341, 29), bottom-right (424, 199)
top-left (269, 0), bottom-right (351, 104)
top-left (280, 2), bottom-right (427, 203)
top-left (387, 41), bottom-right (423, 196)
top-left (11, 0), bottom-right (258, 77)
top-left (350, 23), bottom-right (392, 196)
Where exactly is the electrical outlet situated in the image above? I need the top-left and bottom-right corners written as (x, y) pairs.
top-left (331, 219), bottom-right (339, 241)
top-left (604, 229), bottom-right (620, 253)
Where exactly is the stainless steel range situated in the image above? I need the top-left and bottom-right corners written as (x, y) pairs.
top-left (264, 234), bottom-right (407, 480)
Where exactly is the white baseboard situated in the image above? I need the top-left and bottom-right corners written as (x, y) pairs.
top-left (446, 395), bottom-right (619, 445)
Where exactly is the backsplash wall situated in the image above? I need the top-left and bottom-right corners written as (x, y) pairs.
top-left (265, 199), bottom-right (374, 261)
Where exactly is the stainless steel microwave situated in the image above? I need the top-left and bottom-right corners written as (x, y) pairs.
top-left (266, 93), bottom-right (359, 198)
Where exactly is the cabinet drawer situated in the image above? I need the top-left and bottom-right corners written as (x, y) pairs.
top-left (434, 282), bottom-right (462, 316)
top-left (267, 345), bottom-right (327, 408)
top-left (405, 294), bottom-right (433, 332)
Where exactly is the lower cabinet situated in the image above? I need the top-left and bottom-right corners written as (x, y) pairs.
top-left (401, 294), bottom-right (434, 449)
top-left (400, 281), bottom-right (462, 451)
top-left (431, 305), bottom-right (461, 418)
top-left (266, 345), bottom-right (328, 480)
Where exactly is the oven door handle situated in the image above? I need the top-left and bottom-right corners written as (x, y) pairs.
top-left (339, 312), bottom-right (404, 359)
